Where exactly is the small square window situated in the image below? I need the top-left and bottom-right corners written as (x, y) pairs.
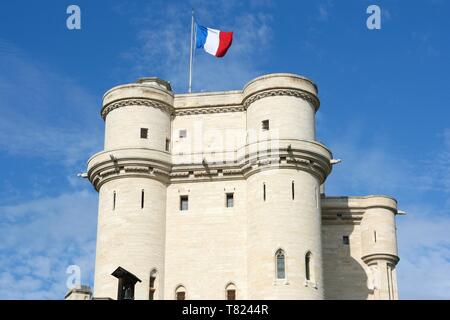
top-left (179, 129), bottom-right (187, 138)
top-left (226, 193), bottom-right (234, 208)
top-left (343, 236), bottom-right (349, 245)
top-left (262, 120), bottom-right (269, 131)
top-left (180, 195), bottom-right (189, 211)
top-left (140, 128), bottom-right (148, 139)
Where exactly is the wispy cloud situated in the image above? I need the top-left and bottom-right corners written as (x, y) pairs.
top-left (323, 126), bottom-right (414, 196)
top-left (0, 39), bottom-right (100, 299)
top-left (0, 190), bottom-right (97, 299)
top-left (323, 122), bottom-right (450, 299)
top-left (397, 206), bottom-right (450, 299)
top-left (120, 0), bottom-right (273, 92)
top-left (0, 40), bottom-right (102, 167)
top-left (421, 129), bottom-right (450, 192)
top-left (317, 1), bottom-right (334, 22)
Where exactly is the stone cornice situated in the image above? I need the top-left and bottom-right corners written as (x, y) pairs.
top-left (175, 104), bottom-right (245, 116)
top-left (90, 164), bottom-right (171, 191)
top-left (87, 152), bottom-right (172, 190)
top-left (321, 210), bottom-right (365, 225)
top-left (100, 89), bottom-right (320, 118)
top-left (242, 88), bottom-right (320, 110)
top-left (88, 143), bottom-right (332, 190)
top-left (322, 196), bottom-right (398, 215)
top-left (361, 253), bottom-right (400, 266)
top-left (101, 98), bottom-right (174, 120)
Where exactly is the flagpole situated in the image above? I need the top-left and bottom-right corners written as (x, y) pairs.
top-left (188, 10), bottom-right (194, 93)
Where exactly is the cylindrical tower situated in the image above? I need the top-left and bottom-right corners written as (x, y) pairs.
top-left (360, 197), bottom-right (399, 300)
top-left (243, 74), bottom-right (332, 299)
top-left (87, 78), bottom-right (173, 300)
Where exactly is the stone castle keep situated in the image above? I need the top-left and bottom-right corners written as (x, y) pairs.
top-left (69, 73), bottom-right (401, 300)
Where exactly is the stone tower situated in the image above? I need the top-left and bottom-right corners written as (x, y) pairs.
top-left (242, 75), bottom-right (331, 299)
top-left (88, 78), bottom-right (173, 299)
top-left (85, 73), bottom-right (400, 300)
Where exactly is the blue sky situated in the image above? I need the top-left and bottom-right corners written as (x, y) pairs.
top-left (0, 0), bottom-right (449, 299)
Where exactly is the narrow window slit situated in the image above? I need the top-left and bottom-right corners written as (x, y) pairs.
top-left (305, 252), bottom-right (312, 281)
top-left (276, 249), bottom-right (286, 279)
top-left (292, 181), bottom-right (295, 200)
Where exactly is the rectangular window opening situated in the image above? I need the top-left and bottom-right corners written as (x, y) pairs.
top-left (165, 138), bottom-right (170, 151)
top-left (263, 183), bottom-right (266, 201)
top-left (343, 235), bottom-right (350, 245)
top-left (140, 128), bottom-right (148, 139)
top-left (180, 195), bottom-right (189, 211)
top-left (113, 191), bottom-right (116, 211)
top-left (262, 120), bottom-right (270, 131)
top-left (226, 193), bottom-right (234, 208)
top-left (179, 129), bottom-right (187, 138)
top-left (141, 189), bottom-right (145, 209)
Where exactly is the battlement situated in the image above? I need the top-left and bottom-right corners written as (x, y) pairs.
top-left (101, 73), bottom-right (320, 120)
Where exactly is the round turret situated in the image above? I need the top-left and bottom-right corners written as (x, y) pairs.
top-left (88, 78), bottom-right (173, 300)
top-left (243, 73), bottom-right (320, 143)
top-left (360, 196), bottom-right (399, 299)
top-left (243, 73), bottom-right (331, 299)
top-left (101, 77), bottom-right (174, 151)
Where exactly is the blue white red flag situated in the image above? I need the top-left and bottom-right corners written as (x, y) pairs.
top-left (196, 24), bottom-right (233, 57)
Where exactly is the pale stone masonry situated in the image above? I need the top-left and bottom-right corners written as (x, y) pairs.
top-left (82, 73), bottom-right (401, 300)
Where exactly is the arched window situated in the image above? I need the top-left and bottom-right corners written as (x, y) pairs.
top-left (275, 249), bottom-right (286, 279)
top-left (305, 251), bottom-right (312, 281)
top-left (149, 269), bottom-right (157, 300)
top-left (225, 283), bottom-right (236, 300)
top-left (175, 285), bottom-right (186, 300)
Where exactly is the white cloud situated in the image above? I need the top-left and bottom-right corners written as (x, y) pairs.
top-left (397, 209), bottom-right (450, 299)
top-left (0, 40), bottom-right (101, 299)
top-left (0, 190), bottom-right (98, 299)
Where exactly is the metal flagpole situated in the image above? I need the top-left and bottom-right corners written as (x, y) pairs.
top-left (188, 10), bottom-right (194, 93)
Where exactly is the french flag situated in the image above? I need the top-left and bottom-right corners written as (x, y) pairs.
top-left (196, 24), bottom-right (233, 58)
